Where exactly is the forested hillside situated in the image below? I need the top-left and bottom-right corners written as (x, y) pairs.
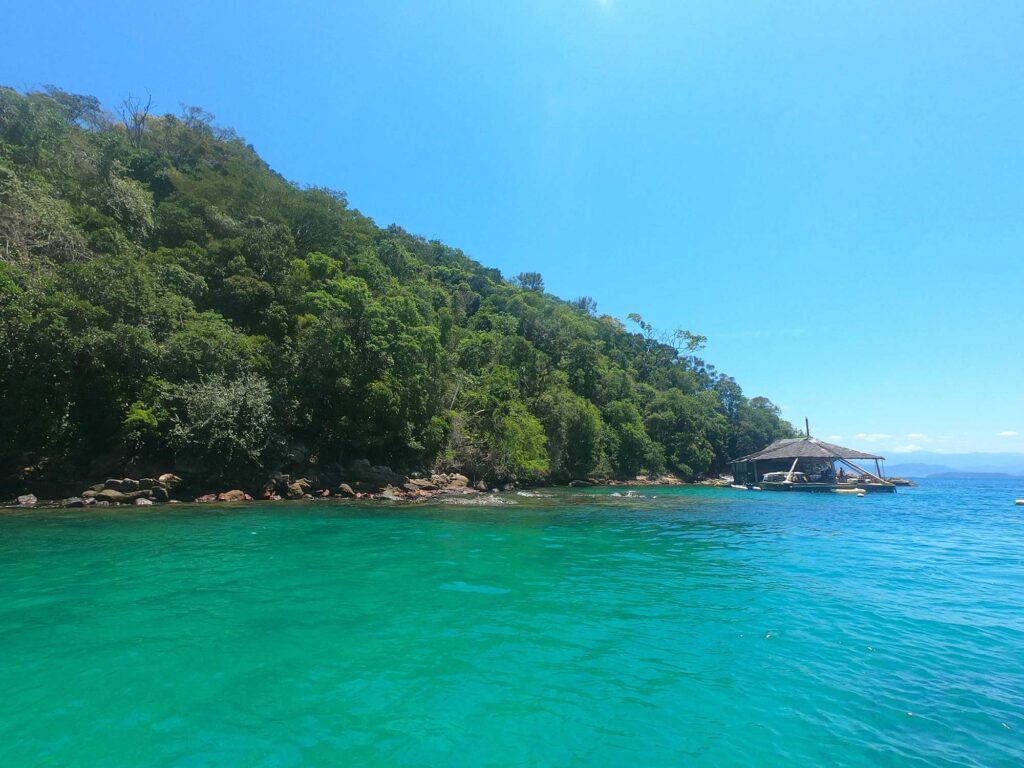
top-left (0, 86), bottom-right (794, 494)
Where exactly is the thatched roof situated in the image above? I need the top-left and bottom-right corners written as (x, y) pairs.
top-left (732, 437), bottom-right (884, 463)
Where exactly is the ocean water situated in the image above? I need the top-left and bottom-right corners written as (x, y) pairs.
top-left (1, 479), bottom-right (1022, 767)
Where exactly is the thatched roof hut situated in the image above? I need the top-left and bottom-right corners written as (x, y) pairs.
top-left (731, 437), bottom-right (886, 485)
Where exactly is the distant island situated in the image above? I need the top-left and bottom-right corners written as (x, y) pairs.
top-left (0, 86), bottom-right (795, 500)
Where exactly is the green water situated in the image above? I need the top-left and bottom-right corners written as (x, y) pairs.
top-left (2, 480), bottom-right (1023, 766)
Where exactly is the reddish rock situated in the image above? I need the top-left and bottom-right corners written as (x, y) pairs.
top-left (217, 490), bottom-right (252, 502)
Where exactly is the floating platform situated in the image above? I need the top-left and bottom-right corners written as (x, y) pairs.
top-left (752, 481), bottom-right (896, 494)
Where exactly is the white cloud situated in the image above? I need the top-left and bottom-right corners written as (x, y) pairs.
top-left (855, 432), bottom-right (891, 442)
top-left (907, 433), bottom-right (928, 441)
top-left (998, 431), bottom-right (1018, 437)
top-left (890, 444), bottom-right (924, 453)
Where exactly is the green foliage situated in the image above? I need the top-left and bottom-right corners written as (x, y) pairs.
top-left (0, 85), bottom-right (796, 490)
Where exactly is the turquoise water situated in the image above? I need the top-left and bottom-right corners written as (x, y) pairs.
top-left (1, 480), bottom-right (1023, 766)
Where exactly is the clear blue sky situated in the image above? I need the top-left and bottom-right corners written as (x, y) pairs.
top-left (4, 0), bottom-right (1022, 455)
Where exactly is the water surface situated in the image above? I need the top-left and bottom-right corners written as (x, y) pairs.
top-left (2, 479), bottom-right (1022, 766)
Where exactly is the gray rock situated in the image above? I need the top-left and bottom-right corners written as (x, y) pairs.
top-left (151, 486), bottom-right (169, 502)
top-left (448, 473), bottom-right (470, 489)
top-left (96, 489), bottom-right (130, 504)
top-left (346, 459), bottom-right (407, 488)
top-left (103, 479), bottom-right (126, 492)
top-left (135, 498), bottom-right (154, 506)
top-left (62, 497), bottom-right (85, 508)
top-left (82, 490), bottom-right (98, 499)
top-left (16, 493), bottom-right (37, 506)
top-left (336, 483), bottom-right (356, 498)
top-left (139, 478), bottom-right (158, 490)
top-left (121, 489), bottom-right (154, 502)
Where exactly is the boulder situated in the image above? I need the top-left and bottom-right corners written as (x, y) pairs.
top-left (135, 498), bottom-right (154, 506)
top-left (16, 493), bottom-right (37, 505)
top-left (158, 474), bottom-right (183, 489)
top-left (138, 478), bottom-right (158, 490)
top-left (336, 483), bottom-right (355, 498)
top-left (345, 459), bottom-right (407, 488)
top-left (194, 494), bottom-right (218, 503)
top-left (82, 490), bottom-right (98, 499)
top-left (96, 489), bottom-right (131, 504)
top-left (448, 474), bottom-right (470, 489)
top-left (120, 489), bottom-right (154, 502)
top-left (474, 480), bottom-right (488, 492)
top-left (89, 483), bottom-right (105, 493)
top-left (380, 485), bottom-right (405, 500)
top-left (285, 482), bottom-right (306, 500)
top-left (217, 490), bottom-right (251, 502)
top-left (62, 497), bottom-right (85, 508)
top-left (408, 478), bottom-right (439, 491)
top-left (106, 478), bottom-right (141, 492)
top-left (403, 482), bottom-right (423, 493)
top-left (151, 486), bottom-right (169, 503)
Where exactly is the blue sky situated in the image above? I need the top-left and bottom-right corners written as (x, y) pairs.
top-left (4, 0), bottom-right (1022, 455)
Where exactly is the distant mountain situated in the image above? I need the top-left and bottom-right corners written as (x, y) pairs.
top-left (929, 471), bottom-right (1020, 479)
top-left (883, 452), bottom-right (1024, 477)
top-left (886, 463), bottom-right (956, 478)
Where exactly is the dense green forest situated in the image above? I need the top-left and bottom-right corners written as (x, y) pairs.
top-left (0, 86), bottom-right (795, 494)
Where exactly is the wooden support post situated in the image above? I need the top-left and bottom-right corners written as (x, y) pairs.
top-left (786, 457), bottom-right (800, 482)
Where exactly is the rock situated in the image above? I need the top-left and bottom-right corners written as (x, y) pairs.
top-left (120, 490), bottom-right (154, 502)
top-left (106, 478), bottom-right (141, 492)
top-left (285, 482), bottom-right (306, 500)
top-left (16, 493), bottom-right (37, 505)
top-left (217, 490), bottom-right (251, 502)
top-left (62, 497), bottom-right (85, 508)
top-left (430, 474), bottom-right (449, 487)
top-left (96, 489), bottom-right (131, 504)
top-left (135, 498), bottom-right (154, 506)
top-left (336, 483), bottom-right (355, 498)
top-left (448, 473), bottom-right (470, 489)
top-left (82, 490), bottom-right (98, 499)
top-left (139, 478), bottom-right (158, 490)
top-left (409, 478), bottom-right (439, 491)
top-left (194, 493), bottom-right (218, 503)
top-left (474, 480), bottom-right (488, 491)
top-left (403, 482), bottom-right (422, 493)
top-left (89, 483), bottom-right (105, 493)
top-left (345, 459), bottom-right (407, 488)
top-left (158, 473), bottom-right (183, 489)
top-left (502, 483), bottom-right (516, 492)
top-left (380, 485), bottom-right (405, 500)
top-left (151, 486), bottom-right (169, 503)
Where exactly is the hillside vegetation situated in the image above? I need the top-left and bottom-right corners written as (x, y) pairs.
top-left (0, 86), bottom-right (794, 493)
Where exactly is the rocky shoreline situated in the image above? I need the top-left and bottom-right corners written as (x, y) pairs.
top-left (4, 461), bottom-right (729, 509)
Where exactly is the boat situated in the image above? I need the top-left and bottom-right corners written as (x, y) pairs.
top-left (730, 432), bottom-right (898, 494)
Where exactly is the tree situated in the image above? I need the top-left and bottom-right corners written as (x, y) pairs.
top-left (514, 271), bottom-right (544, 292)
